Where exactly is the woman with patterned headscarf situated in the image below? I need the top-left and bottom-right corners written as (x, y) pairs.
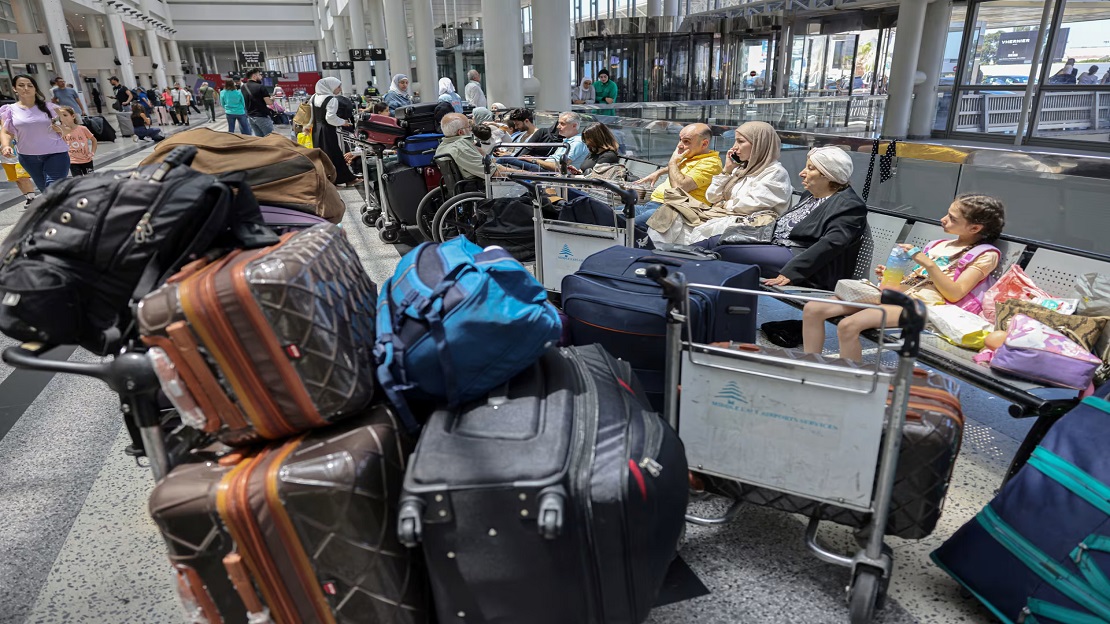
top-left (383, 73), bottom-right (412, 113)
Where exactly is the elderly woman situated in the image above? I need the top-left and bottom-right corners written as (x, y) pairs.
top-left (659, 121), bottom-right (792, 245)
top-left (383, 74), bottom-right (412, 112)
top-left (311, 77), bottom-right (358, 187)
top-left (708, 146), bottom-right (866, 290)
top-left (438, 78), bottom-right (464, 113)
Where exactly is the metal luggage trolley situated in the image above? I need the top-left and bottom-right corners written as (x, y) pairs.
top-left (504, 173), bottom-right (638, 293)
top-left (338, 129), bottom-right (391, 230)
top-left (646, 265), bottom-right (928, 624)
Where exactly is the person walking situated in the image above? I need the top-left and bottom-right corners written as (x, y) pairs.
top-left (383, 74), bottom-right (412, 113)
top-left (310, 77), bottom-right (358, 187)
top-left (198, 81), bottom-right (217, 121)
top-left (242, 69), bottom-right (274, 137)
top-left (109, 76), bottom-right (133, 111)
top-left (91, 85), bottom-right (103, 115)
top-left (50, 77), bottom-right (86, 123)
top-left (148, 85), bottom-right (171, 125)
top-left (464, 69), bottom-right (486, 108)
top-left (161, 88), bottom-right (180, 125)
top-left (0, 74), bottom-right (70, 191)
top-left (220, 79), bottom-right (251, 134)
top-left (57, 105), bottom-right (96, 176)
top-left (170, 83), bottom-right (191, 125)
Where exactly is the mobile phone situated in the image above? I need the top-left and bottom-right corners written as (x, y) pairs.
top-left (52, 118), bottom-right (61, 126)
top-left (730, 152), bottom-right (743, 164)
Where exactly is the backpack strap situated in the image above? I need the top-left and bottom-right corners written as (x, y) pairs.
top-left (956, 243), bottom-right (1001, 270)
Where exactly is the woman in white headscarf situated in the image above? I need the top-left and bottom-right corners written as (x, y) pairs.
top-left (438, 77), bottom-right (463, 113)
top-left (383, 73), bottom-right (412, 113)
top-left (311, 77), bottom-right (358, 186)
top-left (572, 77), bottom-right (595, 105)
top-left (704, 145), bottom-right (867, 290)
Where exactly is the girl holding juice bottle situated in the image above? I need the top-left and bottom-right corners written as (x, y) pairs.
top-left (801, 194), bottom-right (1006, 361)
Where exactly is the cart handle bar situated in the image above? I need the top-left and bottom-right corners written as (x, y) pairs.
top-left (504, 173), bottom-right (638, 211)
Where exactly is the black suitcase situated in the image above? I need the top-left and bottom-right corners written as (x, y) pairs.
top-left (84, 115), bottom-right (116, 142)
top-left (381, 160), bottom-right (427, 225)
top-left (560, 245), bottom-right (760, 410)
top-left (395, 102), bottom-right (440, 135)
top-left (398, 344), bottom-right (688, 624)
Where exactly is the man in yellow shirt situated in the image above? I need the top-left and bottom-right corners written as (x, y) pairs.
top-left (633, 123), bottom-right (721, 225)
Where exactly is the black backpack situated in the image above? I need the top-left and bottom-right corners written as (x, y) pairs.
top-left (0, 145), bottom-right (278, 354)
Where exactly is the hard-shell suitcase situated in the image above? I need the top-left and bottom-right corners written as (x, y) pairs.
top-left (932, 387), bottom-right (1110, 623)
top-left (422, 165), bottom-right (442, 192)
top-left (381, 161), bottom-right (426, 225)
top-left (358, 113), bottom-right (405, 146)
top-left (397, 344), bottom-right (689, 624)
top-left (116, 111), bottom-right (135, 137)
top-left (398, 133), bottom-right (443, 168)
top-left (138, 223), bottom-right (378, 444)
top-left (260, 204), bottom-right (332, 235)
top-left (148, 407), bottom-right (432, 624)
top-left (394, 103), bottom-right (440, 135)
top-left (702, 344), bottom-right (964, 539)
top-left (84, 115), bottom-right (116, 142)
top-left (560, 245), bottom-right (760, 409)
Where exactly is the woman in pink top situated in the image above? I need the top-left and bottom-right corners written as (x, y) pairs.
top-left (0, 74), bottom-right (70, 190)
top-left (57, 106), bottom-right (96, 176)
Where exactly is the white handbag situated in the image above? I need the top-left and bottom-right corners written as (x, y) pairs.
top-left (834, 279), bottom-right (883, 304)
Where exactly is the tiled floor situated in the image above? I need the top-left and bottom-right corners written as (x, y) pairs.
top-left (0, 175), bottom-right (1024, 623)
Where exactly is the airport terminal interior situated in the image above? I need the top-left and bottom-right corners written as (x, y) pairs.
top-left (2, 0), bottom-right (1110, 623)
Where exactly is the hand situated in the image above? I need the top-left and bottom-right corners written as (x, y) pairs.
top-left (567, 165), bottom-right (581, 175)
top-left (874, 264), bottom-right (886, 278)
top-left (1, 146), bottom-right (12, 158)
top-left (670, 146), bottom-right (686, 164)
top-left (763, 275), bottom-right (792, 287)
top-left (723, 149), bottom-right (739, 173)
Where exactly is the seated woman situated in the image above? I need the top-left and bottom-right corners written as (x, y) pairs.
top-left (519, 122), bottom-right (622, 175)
top-left (130, 107), bottom-right (165, 142)
top-left (438, 78), bottom-right (464, 113)
top-left (650, 121), bottom-right (792, 245)
top-left (705, 146), bottom-right (866, 290)
top-left (802, 194), bottom-right (1005, 361)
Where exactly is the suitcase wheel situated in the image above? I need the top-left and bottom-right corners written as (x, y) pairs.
top-left (397, 499), bottom-right (424, 548)
top-left (537, 485), bottom-right (567, 540)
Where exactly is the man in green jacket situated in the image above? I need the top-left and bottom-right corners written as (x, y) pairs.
top-left (198, 81), bottom-right (217, 122)
top-left (594, 69), bottom-right (617, 115)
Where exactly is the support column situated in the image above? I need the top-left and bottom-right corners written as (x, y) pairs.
top-left (663, 0), bottom-right (679, 16)
top-left (187, 46), bottom-right (200, 73)
top-left (367, 0), bottom-right (389, 89)
top-left (481, 0), bottom-right (524, 107)
top-left (139, 0), bottom-right (168, 90)
top-left (322, 27), bottom-right (339, 79)
top-left (647, 0), bottom-right (662, 17)
top-left (347, 0), bottom-right (372, 94)
top-left (410, 0), bottom-right (437, 99)
top-left (773, 19), bottom-right (794, 98)
top-left (382, 0), bottom-right (411, 82)
top-left (908, 0), bottom-right (953, 138)
top-left (168, 42), bottom-right (184, 83)
top-left (105, 6), bottom-right (136, 89)
top-left (11, 0), bottom-right (35, 34)
top-left (333, 15), bottom-right (353, 86)
top-left (128, 29), bottom-right (144, 57)
top-left (532, 0), bottom-right (570, 111)
top-left (85, 15), bottom-right (115, 98)
top-left (880, 0), bottom-right (928, 139)
top-left (37, 0), bottom-right (78, 97)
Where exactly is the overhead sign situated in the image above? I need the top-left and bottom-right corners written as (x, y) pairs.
top-left (60, 43), bottom-right (75, 63)
top-left (262, 70), bottom-right (283, 78)
top-left (348, 48), bottom-right (386, 62)
top-left (239, 50), bottom-right (264, 66)
top-left (322, 61), bottom-right (353, 70)
top-left (997, 28), bottom-right (1068, 65)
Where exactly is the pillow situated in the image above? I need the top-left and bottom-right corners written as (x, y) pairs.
top-left (996, 298), bottom-right (1108, 352)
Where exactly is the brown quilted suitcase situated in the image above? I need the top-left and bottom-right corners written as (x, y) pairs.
top-left (138, 223), bottom-right (377, 443)
top-left (701, 343), bottom-right (964, 539)
top-left (148, 406), bottom-right (431, 624)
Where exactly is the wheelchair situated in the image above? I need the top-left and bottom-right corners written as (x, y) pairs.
top-left (415, 154), bottom-right (488, 242)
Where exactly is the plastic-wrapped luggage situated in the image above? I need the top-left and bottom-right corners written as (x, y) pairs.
top-left (84, 115), bottom-right (116, 142)
top-left (397, 344), bottom-right (688, 624)
top-left (702, 344), bottom-right (964, 539)
top-left (116, 111), bottom-right (135, 137)
top-left (149, 407), bottom-right (432, 624)
top-left (932, 387), bottom-right (1110, 623)
top-left (560, 245), bottom-right (760, 410)
top-left (138, 223), bottom-right (378, 444)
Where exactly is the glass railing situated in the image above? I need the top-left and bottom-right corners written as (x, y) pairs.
top-left (536, 109), bottom-right (1110, 255)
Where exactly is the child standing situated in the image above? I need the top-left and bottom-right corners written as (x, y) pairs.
top-left (58, 106), bottom-right (96, 176)
top-left (802, 194), bottom-right (1006, 361)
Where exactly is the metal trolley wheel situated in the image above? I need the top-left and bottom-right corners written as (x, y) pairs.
top-left (432, 192), bottom-right (486, 242)
top-left (848, 567), bottom-right (888, 624)
top-left (414, 187), bottom-right (443, 242)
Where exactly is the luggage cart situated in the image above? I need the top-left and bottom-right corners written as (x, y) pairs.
top-left (339, 129), bottom-right (422, 244)
top-left (646, 264), bottom-right (928, 624)
top-left (504, 173), bottom-right (638, 293)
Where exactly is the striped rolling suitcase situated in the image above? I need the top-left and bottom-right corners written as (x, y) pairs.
top-left (560, 245), bottom-right (760, 410)
top-left (932, 387), bottom-right (1110, 623)
top-left (701, 344), bottom-right (964, 539)
top-left (149, 407), bottom-right (432, 624)
top-left (137, 223), bottom-right (378, 444)
top-left (397, 345), bottom-right (688, 624)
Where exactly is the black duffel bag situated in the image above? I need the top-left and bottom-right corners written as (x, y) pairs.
top-left (473, 196), bottom-right (538, 262)
top-left (0, 145), bottom-right (278, 354)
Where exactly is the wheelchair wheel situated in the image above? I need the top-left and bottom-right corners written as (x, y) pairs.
top-left (414, 187), bottom-right (443, 242)
top-left (432, 192), bottom-right (487, 243)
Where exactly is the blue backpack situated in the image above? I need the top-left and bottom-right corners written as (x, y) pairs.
top-left (374, 237), bottom-right (561, 431)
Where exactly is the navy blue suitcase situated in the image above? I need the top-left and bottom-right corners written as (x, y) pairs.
top-left (560, 245), bottom-right (760, 410)
top-left (931, 385), bottom-right (1110, 624)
